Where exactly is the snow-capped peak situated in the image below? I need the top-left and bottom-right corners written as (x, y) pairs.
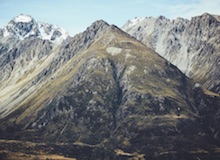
top-left (2, 14), bottom-right (69, 44)
top-left (125, 17), bottom-right (145, 28)
top-left (38, 22), bottom-right (69, 44)
top-left (14, 14), bottom-right (33, 23)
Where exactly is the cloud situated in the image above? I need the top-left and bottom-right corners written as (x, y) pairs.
top-left (154, 0), bottom-right (220, 19)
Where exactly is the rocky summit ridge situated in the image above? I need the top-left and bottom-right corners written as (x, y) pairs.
top-left (122, 13), bottom-right (220, 94)
top-left (0, 13), bottom-right (220, 160)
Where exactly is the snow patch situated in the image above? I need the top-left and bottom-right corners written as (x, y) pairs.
top-left (126, 17), bottom-right (145, 28)
top-left (194, 83), bottom-right (200, 88)
top-left (106, 47), bottom-right (122, 56)
top-left (14, 15), bottom-right (32, 23)
top-left (38, 22), bottom-right (68, 44)
top-left (3, 29), bottom-right (9, 37)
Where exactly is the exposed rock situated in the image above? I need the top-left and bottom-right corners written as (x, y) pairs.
top-left (122, 13), bottom-right (220, 94)
top-left (0, 16), bottom-right (220, 159)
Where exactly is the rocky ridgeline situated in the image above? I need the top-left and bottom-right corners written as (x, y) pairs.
top-left (122, 13), bottom-right (220, 94)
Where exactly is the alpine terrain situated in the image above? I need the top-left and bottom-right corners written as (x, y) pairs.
top-left (122, 13), bottom-right (220, 94)
top-left (0, 14), bottom-right (220, 160)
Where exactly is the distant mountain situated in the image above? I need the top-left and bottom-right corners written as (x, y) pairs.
top-left (0, 14), bottom-right (220, 160)
top-left (122, 13), bottom-right (220, 94)
top-left (0, 14), bottom-right (69, 44)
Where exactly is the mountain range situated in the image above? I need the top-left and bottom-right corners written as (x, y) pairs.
top-left (122, 13), bottom-right (220, 94)
top-left (0, 13), bottom-right (220, 160)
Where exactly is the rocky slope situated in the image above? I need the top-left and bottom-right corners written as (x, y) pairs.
top-left (0, 16), bottom-right (220, 159)
top-left (0, 14), bottom-right (69, 115)
top-left (122, 13), bottom-right (220, 94)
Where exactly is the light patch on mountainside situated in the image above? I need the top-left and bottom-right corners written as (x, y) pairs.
top-left (125, 53), bottom-right (136, 60)
top-left (106, 47), bottom-right (122, 56)
top-left (126, 65), bottom-right (136, 75)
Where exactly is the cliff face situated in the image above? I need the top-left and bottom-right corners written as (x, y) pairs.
top-left (0, 16), bottom-right (220, 160)
top-left (122, 13), bottom-right (220, 94)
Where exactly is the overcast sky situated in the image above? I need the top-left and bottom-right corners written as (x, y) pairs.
top-left (0, 0), bottom-right (220, 35)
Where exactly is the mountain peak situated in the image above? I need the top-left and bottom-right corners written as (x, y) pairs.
top-left (88, 19), bottom-right (109, 31)
top-left (2, 14), bottom-right (69, 44)
top-left (13, 14), bottom-right (34, 23)
top-left (80, 19), bottom-right (110, 39)
top-left (201, 12), bottom-right (212, 17)
top-left (94, 19), bottom-right (109, 26)
top-left (157, 15), bottom-right (167, 20)
top-left (191, 12), bottom-right (217, 21)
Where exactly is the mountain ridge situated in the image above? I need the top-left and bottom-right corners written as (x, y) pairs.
top-left (0, 13), bottom-right (220, 159)
top-left (122, 12), bottom-right (220, 94)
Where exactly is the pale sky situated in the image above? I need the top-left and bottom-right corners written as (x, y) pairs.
top-left (0, 0), bottom-right (220, 35)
